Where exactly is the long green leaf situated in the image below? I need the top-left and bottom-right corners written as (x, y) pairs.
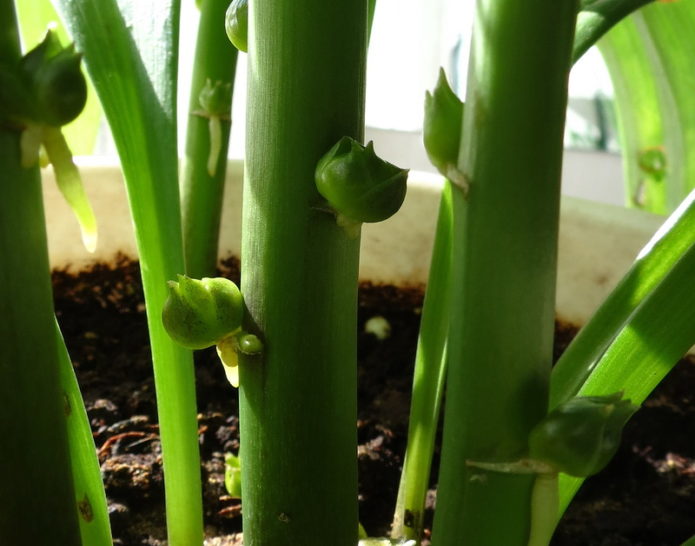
top-left (551, 191), bottom-right (695, 406)
top-left (51, 1), bottom-right (203, 544)
top-left (391, 181), bottom-right (452, 543)
top-left (557, 233), bottom-right (695, 512)
top-left (55, 320), bottom-right (112, 546)
top-left (551, 191), bottom-right (695, 512)
top-left (599, 2), bottom-right (695, 213)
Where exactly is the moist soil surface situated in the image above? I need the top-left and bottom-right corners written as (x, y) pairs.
top-left (52, 257), bottom-right (695, 545)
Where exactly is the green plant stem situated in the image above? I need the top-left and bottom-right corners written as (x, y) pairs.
top-left (239, 1), bottom-right (368, 544)
top-left (181, 0), bottom-right (238, 278)
top-left (52, 2), bottom-right (203, 543)
top-left (55, 320), bottom-right (112, 546)
top-left (573, 0), bottom-right (654, 63)
top-left (0, 7), bottom-right (79, 544)
top-left (391, 181), bottom-right (453, 543)
top-left (430, 2), bottom-right (577, 544)
top-left (392, 3), bottom-right (662, 541)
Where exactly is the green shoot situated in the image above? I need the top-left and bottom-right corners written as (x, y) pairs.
top-left (182, 0), bottom-right (239, 278)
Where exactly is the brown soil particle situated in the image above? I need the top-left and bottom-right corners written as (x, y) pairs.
top-left (51, 256), bottom-right (695, 545)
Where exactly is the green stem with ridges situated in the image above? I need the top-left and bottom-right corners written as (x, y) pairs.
top-left (391, 181), bottom-right (453, 543)
top-left (181, 0), bottom-right (238, 278)
top-left (430, 2), bottom-right (577, 544)
top-left (55, 320), bottom-right (112, 546)
top-left (52, 1), bottom-right (203, 543)
top-left (0, 6), bottom-right (79, 544)
top-left (239, 1), bottom-right (368, 544)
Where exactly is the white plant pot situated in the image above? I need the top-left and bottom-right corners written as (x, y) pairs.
top-left (44, 157), bottom-right (664, 329)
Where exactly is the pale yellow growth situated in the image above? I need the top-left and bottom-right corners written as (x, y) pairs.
top-left (22, 123), bottom-right (98, 253)
top-left (216, 335), bottom-right (239, 387)
top-left (207, 117), bottom-right (222, 177)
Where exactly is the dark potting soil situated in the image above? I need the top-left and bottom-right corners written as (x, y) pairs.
top-left (51, 256), bottom-right (695, 546)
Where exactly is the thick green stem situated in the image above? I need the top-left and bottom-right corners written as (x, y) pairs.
top-left (0, 7), bottom-right (79, 544)
top-left (391, 181), bottom-right (453, 543)
top-left (181, 0), bottom-right (238, 278)
top-left (239, 1), bottom-right (367, 544)
top-left (431, 2), bottom-right (577, 545)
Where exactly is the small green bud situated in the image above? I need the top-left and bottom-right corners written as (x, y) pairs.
top-left (638, 146), bottom-right (667, 180)
top-left (195, 79), bottom-right (233, 176)
top-left (225, 0), bottom-right (248, 52)
top-left (162, 275), bottom-right (243, 350)
top-left (315, 137), bottom-right (408, 225)
top-left (19, 29), bottom-right (87, 127)
top-left (529, 392), bottom-right (638, 477)
top-left (34, 49), bottom-right (87, 126)
top-left (236, 333), bottom-right (263, 355)
top-left (424, 69), bottom-right (466, 186)
top-left (198, 79), bottom-right (232, 118)
top-left (224, 452), bottom-right (242, 498)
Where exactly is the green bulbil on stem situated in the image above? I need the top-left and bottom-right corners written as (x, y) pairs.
top-left (162, 275), bottom-right (243, 349)
top-left (225, 0), bottom-right (248, 52)
top-left (638, 146), bottom-right (667, 180)
top-left (162, 275), bottom-right (260, 388)
top-left (423, 68), bottom-right (466, 189)
top-left (194, 78), bottom-right (232, 177)
top-left (6, 29), bottom-right (87, 127)
top-left (1, 28), bottom-right (95, 253)
top-left (529, 392), bottom-right (638, 477)
top-left (315, 136), bottom-right (408, 228)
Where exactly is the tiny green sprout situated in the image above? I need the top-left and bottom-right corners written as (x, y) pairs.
top-left (424, 68), bottom-right (468, 191)
top-left (364, 315), bottom-right (391, 340)
top-left (224, 452), bottom-right (242, 498)
top-left (529, 392), bottom-right (638, 477)
top-left (194, 79), bottom-right (233, 177)
top-left (225, 0), bottom-right (248, 52)
top-left (315, 136), bottom-right (408, 233)
top-left (638, 146), bottom-right (667, 180)
top-left (162, 275), bottom-right (262, 387)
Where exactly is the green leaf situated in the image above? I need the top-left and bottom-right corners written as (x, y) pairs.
top-left (55, 320), bottom-right (112, 545)
top-left (598, 2), bottom-right (695, 213)
top-left (551, 191), bottom-right (695, 511)
top-left (51, 1), bottom-right (203, 543)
